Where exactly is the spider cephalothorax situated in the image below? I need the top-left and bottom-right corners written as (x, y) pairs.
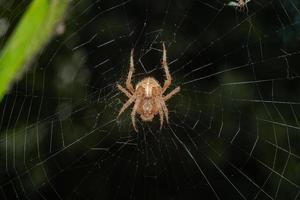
top-left (117, 42), bottom-right (180, 132)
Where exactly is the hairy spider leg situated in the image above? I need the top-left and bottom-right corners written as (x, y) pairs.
top-left (162, 42), bottom-right (172, 94)
top-left (117, 96), bottom-right (136, 118)
top-left (163, 86), bottom-right (180, 101)
top-left (117, 84), bottom-right (132, 98)
top-left (155, 98), bottom-right (164, 129)
top-left (160, 99), bottom-right (169, 124)
top-left (126, 49), bottom-right (135, 93)
top-left (131, 98), bottom-right (141, 132)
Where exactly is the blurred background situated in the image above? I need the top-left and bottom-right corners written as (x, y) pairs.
top-left (0, 0), bottom-right (300, 199)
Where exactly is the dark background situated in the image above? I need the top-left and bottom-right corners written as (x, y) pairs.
top-left (0, 0), bottom-right (300, 199)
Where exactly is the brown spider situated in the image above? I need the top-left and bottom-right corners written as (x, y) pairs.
top-left (117, 42), bottom-right (180, 132)
top-left (228, 0), bottom-right (250, 12)
top-left (236, 0), bottom-right (249, 12)
top-left (237, 0), bottom-right (247, 11)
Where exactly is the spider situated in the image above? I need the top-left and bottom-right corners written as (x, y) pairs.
top-left (228, 0), bottom-right (250, 12)
top-left (117, 42), bottom-right (180, 132)
top-left (237, 0), bottom-right (247, 11)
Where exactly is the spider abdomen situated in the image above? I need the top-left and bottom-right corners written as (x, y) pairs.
top-left (138, 98), bottom-right (156, 121)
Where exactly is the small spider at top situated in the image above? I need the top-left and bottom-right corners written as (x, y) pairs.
top-left (227, 0), bottom-right (251, 12)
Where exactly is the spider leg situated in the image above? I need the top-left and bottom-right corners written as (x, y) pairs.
top-left (161, 42), bottom-right (172, 94)
top-left (245, 4), bottom-right (249, 14)
top-left (160, 98), bottom-right (169, 124)
top-left (126, 49), bottom-right (135, 93)
top-left (117, 84), bottom-right (132, 98)
top-left (163, 86), bottom-right (180, 101)
top-left (117, 95), bottom-right (136, 118)
top-left (155, 98), bottom-right (164, 129)
top-left (131, 98), bottom-right (140, 132)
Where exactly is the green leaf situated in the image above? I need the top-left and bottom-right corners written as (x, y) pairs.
top-left (0, 0), bottom-right (69, 102)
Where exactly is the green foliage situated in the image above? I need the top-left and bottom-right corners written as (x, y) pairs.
top-left (0, 0), bottom-right (69, 102)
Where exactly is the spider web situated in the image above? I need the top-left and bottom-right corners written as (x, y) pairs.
top-left (1, 0), bottom-right (300, 199)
